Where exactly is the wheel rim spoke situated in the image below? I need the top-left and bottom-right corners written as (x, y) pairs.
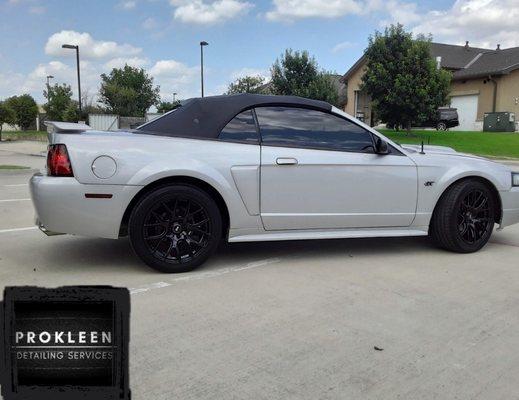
top-left (143, 195), bottom-right (212, 264)
top-left (457, 189), bottom-right (492, 245)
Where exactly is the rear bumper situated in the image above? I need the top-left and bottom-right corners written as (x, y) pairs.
top-left (499, 187), bottom-right (519, 229)
top-left (30, 173), bottom-right (142, 239)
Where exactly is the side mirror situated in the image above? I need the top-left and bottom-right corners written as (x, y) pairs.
top-left (375, 137), bottom-right (389, 155)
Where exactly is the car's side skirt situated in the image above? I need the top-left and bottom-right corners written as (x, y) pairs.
top-left (228, 227), bottom-right (429, 243)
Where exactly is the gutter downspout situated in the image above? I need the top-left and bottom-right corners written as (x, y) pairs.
top-left (488, 75), bottom-right (497, 112)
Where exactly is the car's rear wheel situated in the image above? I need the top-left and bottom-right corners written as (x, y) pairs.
top-left (430, 179), bottom-right (495, 253)
top-left (436, 121), bottom-right (447, 131)
top-left (129, 184), bottom-right (221, 273)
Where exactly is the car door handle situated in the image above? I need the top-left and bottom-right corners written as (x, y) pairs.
top-left (276, 157), bottom-right (298, 165)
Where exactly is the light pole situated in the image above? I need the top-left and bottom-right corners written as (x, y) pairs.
top-left (46, 75), bottom-right (54, 98)
top-left (200, 41), bottom-right (208, 97)
top-left (62, 44), bottom-right (82, 115)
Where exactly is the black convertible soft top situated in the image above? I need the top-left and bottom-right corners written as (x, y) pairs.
top-left (136, 94), bottom-right (333, 138)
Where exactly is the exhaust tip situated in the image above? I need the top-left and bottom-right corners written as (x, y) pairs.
top-left (37, 220), bottom-right (65, 236)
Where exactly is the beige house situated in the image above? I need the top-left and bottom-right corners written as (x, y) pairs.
top-left (342, 42), bottom-right (519, 130)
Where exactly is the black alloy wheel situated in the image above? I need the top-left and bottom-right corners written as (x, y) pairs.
top-left (456, 189), bottom-right (492, 245)
top-left (129, 185), bottom-right (222, 272)
top-left (430, 179), bottom-right (495, 253)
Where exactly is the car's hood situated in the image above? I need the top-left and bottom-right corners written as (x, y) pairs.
top-left (401, 144), bottom-right (491, 162)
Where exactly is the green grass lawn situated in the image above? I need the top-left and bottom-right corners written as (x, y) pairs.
top-left (0, 165), bottom-right (30, 169)
top-left (378, 129), bottom-right (519, 159)
top-left (1, 130), bottom-right (47, 141)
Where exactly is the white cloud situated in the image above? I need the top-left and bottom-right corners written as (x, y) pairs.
top-left (230, 67), bottom-right (270, 81)
top-left (142, 17), bottom-right (159, 30)
top-left (378, 0), bottom-right (420, 26)
top-left (411, 0), bottom-right (519, 48)
top-left (104, 57), bottom-right (150, 70)
top-left (120, 0), bottom-right (137, 9)
top-left (25, 60), bottom-right (100, 99)
top-left (45, 30), bottom-right (142, 60)
top-left (265, 0), bottom-right (422, 23)
top-left (0, 71), bottom-right (31, 99)
top-left (0, 60), bottom-right (101, 103)
top-left (267, 0), bottom-right (518, 50)
top-left (332, 41), bottom-right (356, 53)
top-left (171, 0), bottom-right (254, 24)
top-left (266, 0), bottom-right (363, 21)
top-left (29, 61), bottom-right (71, 81)
top-left (150, 60), bottom-right (197, 77)
top-left (150, 59), bottom-right (200, 99)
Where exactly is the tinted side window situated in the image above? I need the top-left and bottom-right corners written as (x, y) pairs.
top-left (255, 107), bottom-right (374, 152)
top-left (219, 110), bottom-right (258, 143)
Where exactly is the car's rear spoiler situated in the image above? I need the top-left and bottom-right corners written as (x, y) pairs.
top-left (45, 121), bottom-right (93, 143)
top-left (45, 121), bottom-right (93, 133)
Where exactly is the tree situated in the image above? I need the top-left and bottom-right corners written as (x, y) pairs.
top-left (227, 75), bottom-right (266, 94)
top-left (270, 49), bottom-right (340, 106)
top-left (156, 100), bottom-right (181, 113)
top-left (5, 94), bottom-right (38, 130)
top-left (99, 65), bottom-right (160, 117)
top-left (43, 83), bottom-right (77, 121)
top-left (63, 102), bottom-right (80, 122)
top-left (361, 24), bottom-right (451, 131)
top-left (81, 89), bottom-right (106, 116)
top-left (307, 72), bottom-right (339, 108)
top-left (0, 101), bottom-right (16, 141)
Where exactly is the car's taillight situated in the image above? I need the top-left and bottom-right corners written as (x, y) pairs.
top-left (47, 144), bottom-right (74, 177)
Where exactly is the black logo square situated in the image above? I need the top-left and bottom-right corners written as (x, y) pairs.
top-left (1, 286), bottom-right (130, 400)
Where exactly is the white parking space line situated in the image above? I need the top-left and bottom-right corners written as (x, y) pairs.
top-left (3, 184), bottom-right (28, 187)
top-left (0, 198), bottom-right (31, 203)
top-left (130, 257), bottom-right (282, 295)
top-left (0, 226), bottom-right (38, 234)
top-left (130, 282), bottom-right (172, 294)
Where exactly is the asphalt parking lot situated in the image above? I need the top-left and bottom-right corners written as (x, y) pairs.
top-left (1, 144), bottom-right (519, 399)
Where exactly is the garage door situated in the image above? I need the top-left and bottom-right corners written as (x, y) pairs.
top-left (450, 95), bottom-right (478, 131)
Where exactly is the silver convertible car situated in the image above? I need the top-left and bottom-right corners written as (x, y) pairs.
top-left (30, 94), bottom-right (519, 272)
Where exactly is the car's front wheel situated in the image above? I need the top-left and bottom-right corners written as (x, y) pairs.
top-left (430, 179), bottom-right (496, 253)
top-left (129, 184), bottom-right (222, 272)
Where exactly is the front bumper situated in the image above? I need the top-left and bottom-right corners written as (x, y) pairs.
top-left (499, 187), bottom-right (519, 229)
top-left (30, 173), bottom-right (142, 239)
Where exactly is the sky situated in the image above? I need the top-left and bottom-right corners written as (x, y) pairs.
top-left (0, 0), bottom-right (518, 105)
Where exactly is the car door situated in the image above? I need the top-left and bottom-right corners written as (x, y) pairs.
top-left (256, 106), bottom-right (418, 231)
top-left (218, 109), bottom-right (262, 216)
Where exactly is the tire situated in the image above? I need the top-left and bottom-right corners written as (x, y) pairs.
top-left (430, 180), bottom-right (495, 253)
top-left (436, 122), bottom-right (447, 131)
top-left (129, 184), bottom-right (222, 273)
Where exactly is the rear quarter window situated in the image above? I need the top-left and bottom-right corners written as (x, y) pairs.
top-left (218, 109), bottom-right (258, 144)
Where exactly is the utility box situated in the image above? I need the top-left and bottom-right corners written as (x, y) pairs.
top-left (483, 112), bottom-right (516, 132)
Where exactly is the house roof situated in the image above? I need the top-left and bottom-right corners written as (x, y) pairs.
top-left (429, 42), bottom-right (490, 70)
top-left (452, 46), bottom-right (519, 79)
top-left (342, 55), bottom-right (367, 81)
top-left (342, 42), bottom-right (519, 82)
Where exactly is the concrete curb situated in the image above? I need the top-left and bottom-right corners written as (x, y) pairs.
top-left (0, 168), bottom-right (39, 176)
top-left (0, 149), bottom-right (46, 158)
